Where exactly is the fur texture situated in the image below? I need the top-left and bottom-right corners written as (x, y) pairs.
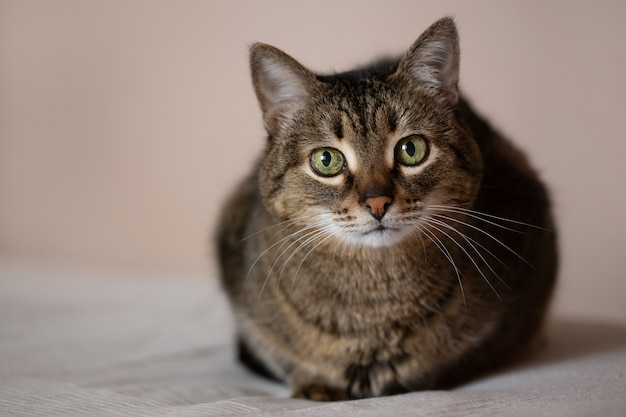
top-left (217, 17), bottom-right (558, 401)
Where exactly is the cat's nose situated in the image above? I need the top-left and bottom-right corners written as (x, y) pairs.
top-left (362, 196), bottom-right (393, 221)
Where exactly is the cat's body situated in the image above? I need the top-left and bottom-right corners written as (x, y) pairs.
top-left (217, 18), bottom-right (557, 401)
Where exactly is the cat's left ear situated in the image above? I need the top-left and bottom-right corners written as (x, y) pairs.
top-left (250, 43), bottom-right (318, 136)
top-left (397, 17), bottom-right (460, 104)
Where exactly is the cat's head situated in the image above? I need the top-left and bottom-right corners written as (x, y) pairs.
top-left (251, 18), bottom-right (483, 248)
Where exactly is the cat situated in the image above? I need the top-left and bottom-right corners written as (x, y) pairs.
top-left (217, 17), bottom-right (558, 401)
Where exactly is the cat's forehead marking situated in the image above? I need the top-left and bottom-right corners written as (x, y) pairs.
top-left (332, 114), bottom-right (344, 140)
top-left (387, 108), bottom-right (398, 133)
top-left (336, 109), bottom-right (360, 139)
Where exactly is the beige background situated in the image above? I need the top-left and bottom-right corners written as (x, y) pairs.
top-left (1, 1), bottom-right (625, 323)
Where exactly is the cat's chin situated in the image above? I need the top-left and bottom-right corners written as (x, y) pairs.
top-left (342, 226), bottom-right (413, 248)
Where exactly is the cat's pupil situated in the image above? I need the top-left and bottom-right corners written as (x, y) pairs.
top-left (321, 151), bottom-right (332, 167)
top-left (404, 141), bottom-right (416, 157)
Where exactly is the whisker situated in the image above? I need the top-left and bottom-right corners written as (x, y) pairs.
top-left (244, 232), bottom-right (296, 290)
top-left (429, 214), bottom-right (510, 271)
top-left (428, 205), bottom-right (549, 231)
top-left (427, 206), bottom-right (521, 234)
top-left (238, 215), bottom-right (314, 244)
top-left (269, 224), bottom-right (329, 273)
top-left (428, 217), bottom-right (510, 291)
top-left (419, 224), bottom-right (467, 313)
top-left (276, 225), bottom-right (335, 285)
top-left (428, 211), bottom-right (536, 270)
top-left (290, 231), bottom-right (335, 291)
top-left (256, 220), bottom-right (332, 298)
top-left (424, 218), bottom-right (502, 302)
top-left (245, 219), bottom-right (330, 293)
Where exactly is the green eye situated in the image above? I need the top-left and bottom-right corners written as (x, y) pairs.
top-left (395, 135), bottom-right (428, 166)
top-left (309, 147), bottom-right (345, 177)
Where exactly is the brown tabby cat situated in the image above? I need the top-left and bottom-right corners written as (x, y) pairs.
top-left (217, 17), bottom-right (557, 401)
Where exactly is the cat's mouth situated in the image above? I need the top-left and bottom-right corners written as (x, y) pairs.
top-left (364, 225), bottom-right (395, 234)
top-left (359, 224), bottom-right (405, 245)
top-left (351, 224), bottom-right (409, 248)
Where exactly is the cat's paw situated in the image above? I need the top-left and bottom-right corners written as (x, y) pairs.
top-left (292, 383), bottom-right (350, 401)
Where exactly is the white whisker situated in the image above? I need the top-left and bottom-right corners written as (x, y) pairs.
top-left (291, 231), bottom-right (335, 291)
top-left (419, 224), bottom-right (467, 313)
top-left (276, 225), bottom-right (335, 285)
top-left (424, 218), bottom-right (502, 302)
top-left (245, 218), bottom-right (330, 294)
top-left (428, 214), bottom-right (510, 270)
top-left (239, 215), bottom-right (313, 244)
top-left (428, 205), bottom-right (549, 231)
top-left (427, 210), bottom-right (535, 270)
top-left (256, 220), bottom-right (332, 298)
top-left (428, 217), bottom-right (510, 291)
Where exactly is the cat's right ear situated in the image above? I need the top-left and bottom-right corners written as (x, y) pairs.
top-left (250, 44), bottom-right (317, 136)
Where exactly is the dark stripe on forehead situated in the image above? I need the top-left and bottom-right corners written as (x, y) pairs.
top-left (336, 82), bottom-right (389, 138)
top-left (388, 108), bottom-right (398, 132)
top-left (344, 82), bottom-right (375, 136)
top-left (338, 101), bottom-right (360, 134)
top-left (348, 91), bottom-right (370, 137)
top-left (332, 115), bottom-right (344, 139)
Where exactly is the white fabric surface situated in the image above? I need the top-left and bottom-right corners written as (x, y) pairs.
top-left (1, 260), bottom-right (625, 417)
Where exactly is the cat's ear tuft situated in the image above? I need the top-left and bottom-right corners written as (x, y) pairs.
top-left (250, 43), bottom-right (317, 136)
top-left (399, 17), bottom-right (460, 104)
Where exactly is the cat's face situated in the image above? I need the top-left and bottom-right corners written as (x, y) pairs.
top-left (252, 19), bottom-right (482, 248)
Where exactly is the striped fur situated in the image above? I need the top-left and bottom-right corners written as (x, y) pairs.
top-left (217, 18), bottom-right (557, 400)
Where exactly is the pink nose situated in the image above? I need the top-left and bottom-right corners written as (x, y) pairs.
top-left (362, 196), bottom-right (392, 221)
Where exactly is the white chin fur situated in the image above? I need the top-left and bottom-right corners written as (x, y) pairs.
top-left (338, 227), bottom-right (413, 248)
